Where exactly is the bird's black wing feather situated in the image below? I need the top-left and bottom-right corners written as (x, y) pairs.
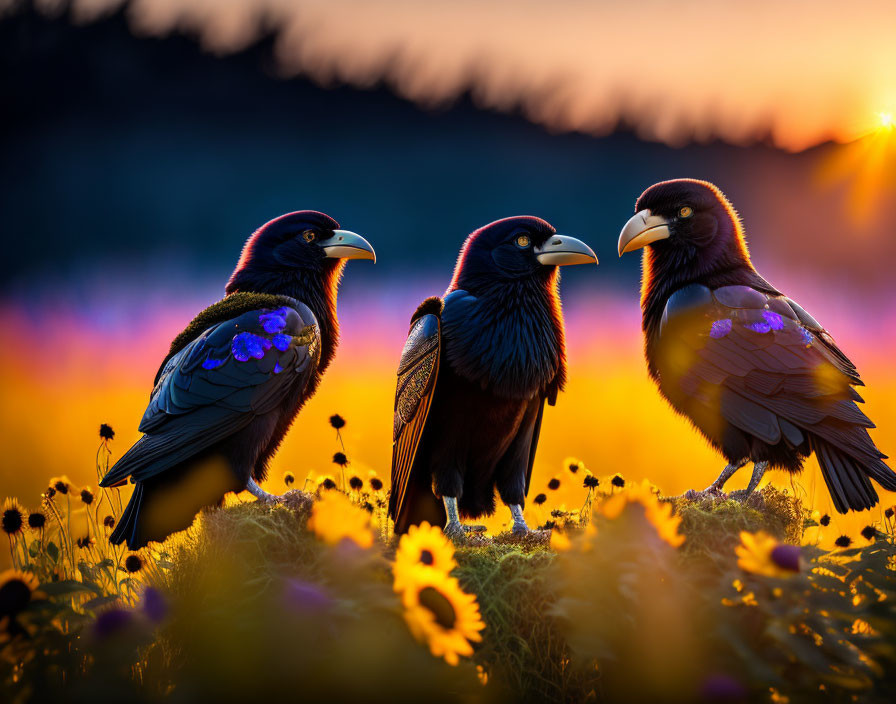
top-left (658, 284), bottom-right (893, 511)
top-left (101, 304), bottom-right (319, 487)
top-left (389, 298), bottom-right (442, 527)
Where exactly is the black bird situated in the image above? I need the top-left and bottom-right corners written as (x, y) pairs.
top-left (100, 211), bottom-right (375, 548)
top-left (389, 217), bottom-right (597, 537)
top-left (618, 179), bottom-right (895, 511)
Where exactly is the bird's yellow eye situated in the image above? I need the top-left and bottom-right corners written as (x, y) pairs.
top-left (302, 230), bottom-right (316, 243)
top-left (679, 206), bottom-right (693, 218)
top-left (516, 235), bottom-right (531, 248)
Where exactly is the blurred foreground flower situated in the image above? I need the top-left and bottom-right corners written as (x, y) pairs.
top-left (99, 423), bottom-right (115, 440)
top-left (307, 491), bottom-right (373, 548)
top-left (601, 479), bottom-right (684, 547)
top-left (736, 531), bottom-right (801, 578)
top-left (394, 522), bottom-right (457, 593)
top-left (0, 569), bottom-right (39, 619)
top-left (400, 567), bottom-right (484, 666)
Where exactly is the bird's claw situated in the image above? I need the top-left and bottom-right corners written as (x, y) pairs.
top-left (685, 486), bottom-right (728, 501)
top-left (443, 521), bottom-right (467, 541)
top-left (255, 492), bottom-right (282, 506)
top-left (511, 522), bottom-right (529, 535)
top-left (443, 522), bottom-right (486, 542)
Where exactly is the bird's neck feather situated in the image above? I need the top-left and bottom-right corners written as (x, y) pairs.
top-left (447, 269), bottom-right (567, 397)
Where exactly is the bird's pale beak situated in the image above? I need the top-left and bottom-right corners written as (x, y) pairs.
top-left (617, 210), bottom-right (670, 256)
top-left (534, 235), bottom-right (599, 266)
top-left (320, 230), bottom-right (376, 262)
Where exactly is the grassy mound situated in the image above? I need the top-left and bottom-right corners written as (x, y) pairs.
top-left (6, 481), bottom-right (896, 704)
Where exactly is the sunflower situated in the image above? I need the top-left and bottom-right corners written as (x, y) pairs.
top-left (583, 473), bottom-right (599, 489)
top-left (610, 473), bottom-right (626, 488)
top-left (547, 477), bottom-right (561, 491)
top-left (400, 567), bottom-right (485, 666)
top-left (735, 531), bottom-right (801, 578)
top-left (103, 515), bottom-right (115, 530)
top-left (600, 480), bottom-right (684, 547)
top-left (80, 487), bottom-right (95, 505)
top-left (835, 535), bottom-right (852, 548)
top-left (2, 498), bottom-right (25, 536)
top-left (564, 457), bottom-right (584, 474)
top-left (307, 491), bottom-right (373, 549)
top-left (393, 522), bottom-right (457, 592)
top-left (27, 511), bottom-right (46, 530)
top-left (0, 569), bottom-right (40, 618)
top-left (49, 476), bottom-right (73, 495)
top-left (860, 525), bottom-right (878, 542)
top-left (125, 554), bottom-right (144, 573)
top-left (533, 493), bottom-right (547, 506)
top-left (317, 475), bottom-right (338, 491)
top-left (369, 474), bottom-right (384, 492)
top-left (332, 452), bottom-right (349, 467)
top-left (349, 475), bottom-right (364, 491)
top-left (329, 414), bottom-right (346, 430)
top-left (99, 423), bottom-right (115, 440)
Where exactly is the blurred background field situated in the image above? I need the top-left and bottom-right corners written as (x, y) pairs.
top-left (1, 2), bottom-right (895, 561)
top-left (1, 285), bottom-right (893, 564)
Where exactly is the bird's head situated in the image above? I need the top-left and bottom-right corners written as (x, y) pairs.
top-left (617, 179), bottom-right (751, 271)
top-left (225, 210), bottom-right (375, 295)
top-left (448, 216), bottom-right (597, 293)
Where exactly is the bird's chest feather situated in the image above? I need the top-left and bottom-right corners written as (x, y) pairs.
top-left (441, 290), bottom-right (562, 400)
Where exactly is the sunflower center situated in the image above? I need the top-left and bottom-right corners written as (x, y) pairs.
top-left (2, 509), bottom-right (23, 534)
top-left (419, 549), bottom-right (435, 566)
top-left (419, 586), bottom-right (457, 630)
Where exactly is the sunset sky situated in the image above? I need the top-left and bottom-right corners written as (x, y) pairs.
top-left (5, 0), bottom-right (896, 150)
top-left (1, 2), bottom-right (894, 562)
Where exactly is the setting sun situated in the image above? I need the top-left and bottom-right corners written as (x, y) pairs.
top-left (879, 111), bottom-right (895, 129)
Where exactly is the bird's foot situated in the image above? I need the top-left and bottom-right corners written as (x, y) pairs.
top-left (683, 486), bottom-right (728, 501)
top-left (728, 488), bottom-right (753, 503)
top-left (444, 521), bottom-right (466, 541)
top-left (443, 522), bottom-right (486, 541)
top-left (246, 478), bottom-right (282, 505)
top-left (512, 521), bottom-right (530, 535)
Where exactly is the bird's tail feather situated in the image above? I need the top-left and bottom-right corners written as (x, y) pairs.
top-left (109, 482), bottom-right (145, 548)
top-left (811, 437), bottom-right (894, 513)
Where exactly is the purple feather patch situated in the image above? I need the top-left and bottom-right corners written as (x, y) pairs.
top-left (762, 310), bottom-right (784, 330)
top-left (747, 321), bottom-right (772, 333)
top-left (709, 319), bottom-right (732, 338)
top-left (272, 333), bottom-right (292, 351)
top-left (259, 308), bottom-right (289, 333)
top-left (201, 358), bottom-right (225, 370)
top-left (274, 362), bottom-right (284, 374)
top-left (232, 332), bottom-right (273, 361)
